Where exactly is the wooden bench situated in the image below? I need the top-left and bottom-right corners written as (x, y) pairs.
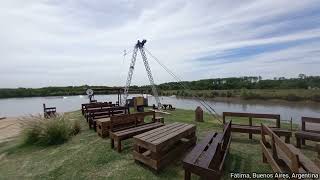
top-left (260, 124), bottom-right (320, 174)
top-left (183, 121), bottom-right (231, 180)
top-left (43, 103), bottom-right (56, 118)
top-left (223, 112), bottom-right (291, 143)
top-left (295, 117), bottom-right (320, 148)
top-left (81, 102), bottom-right (115, 119)
top-left (88, 106), bottom-right (129, 131)
top-left (133, 122), bottom-right (196, 171)
top-left (109, 111), bottom-right (164, 152)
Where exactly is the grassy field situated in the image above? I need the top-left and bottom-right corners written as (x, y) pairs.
top-left (0, 109), bottom-right (318, 179)
top-left (160, 89), bottom-right (320, 102)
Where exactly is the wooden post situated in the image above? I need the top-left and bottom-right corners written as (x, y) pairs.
top-left (184, 170), bottom-right (191, 180)
top-left (249, 117), bottom-right (253, 139)
top-left (195, 106), bottom-right (203, 122)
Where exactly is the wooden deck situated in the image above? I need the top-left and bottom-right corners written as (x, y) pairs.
top-left (133, 122), bottom-right (196, 171)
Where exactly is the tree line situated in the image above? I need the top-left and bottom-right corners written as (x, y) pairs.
top-left (0, 74), bottom-right (319, 99)
top-left (156, 74), bottom-right (320, 90)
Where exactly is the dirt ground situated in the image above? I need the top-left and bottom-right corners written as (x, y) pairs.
top-left (0, 117), bottom-right (21, 143)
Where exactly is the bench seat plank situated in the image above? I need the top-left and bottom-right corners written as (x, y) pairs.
top-left (183, 133), bottom-right (219, 165)
top-left (295, 131), bottom-right (320, 141)
top-left (183, 122), bottom-right (231, 180)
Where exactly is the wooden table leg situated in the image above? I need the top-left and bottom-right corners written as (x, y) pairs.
top-left (301, 138), bottom-right (306, 145)
top-left (117, 140), bottom-right (122, 152)
top-left (111, 138), bottom-right (114, 148)
top-left (285, 136), bottom-right (290, 143)
top-left (296, 136), bottom-right (301, 148)
top-left (185, 170), bottom-right (191, 180)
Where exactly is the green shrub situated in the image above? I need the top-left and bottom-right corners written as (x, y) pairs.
top-left (20, 115), bottom-right (81, 146)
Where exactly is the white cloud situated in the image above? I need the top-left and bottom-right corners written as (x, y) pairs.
top-left (0, 0), bottom-right (319, 87)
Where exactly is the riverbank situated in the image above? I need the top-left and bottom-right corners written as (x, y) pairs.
top-left (0, 109), bottom-right (318, 179)
top-left (159, 89), bottom-right (320, 102)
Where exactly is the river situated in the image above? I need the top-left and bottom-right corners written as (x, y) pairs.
top-left (0, 95), bottom-right (319, 122)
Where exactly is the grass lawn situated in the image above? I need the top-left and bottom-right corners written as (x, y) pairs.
top-left (0, 109), bottom-right (318, 179)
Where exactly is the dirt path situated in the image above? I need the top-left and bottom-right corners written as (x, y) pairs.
top-left (0, 117), bottom-right (21, 143)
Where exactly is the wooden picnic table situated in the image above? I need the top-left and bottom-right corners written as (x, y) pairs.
top-left (133, 122), bottom-right (196, 171)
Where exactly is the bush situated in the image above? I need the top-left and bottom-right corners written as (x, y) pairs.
top-left (20, 115), bottom-right (81, 146)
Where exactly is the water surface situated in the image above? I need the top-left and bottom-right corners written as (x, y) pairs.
top-left (0, 95), bottom-right (319, 122)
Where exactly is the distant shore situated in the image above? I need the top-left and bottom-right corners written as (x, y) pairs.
top-left (159, 89), bottom-right (320, 103)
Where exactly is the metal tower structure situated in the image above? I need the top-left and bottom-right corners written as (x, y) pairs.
top-left (122, 40), bottom-right (161, 108)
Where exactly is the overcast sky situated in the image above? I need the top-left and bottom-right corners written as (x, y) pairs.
top-left (1, 0), bottom-right (320, 88)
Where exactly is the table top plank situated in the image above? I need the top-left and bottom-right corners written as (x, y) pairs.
top-left (151, 124), bottom-right (195, 145)
top-left (134, 122), bottom-right (182, 140)
top-left (114, 122), bottom-right (163, 136)
top-left (146, 123), bottom-right (191, 143)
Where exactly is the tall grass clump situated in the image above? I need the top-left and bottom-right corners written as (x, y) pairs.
top-left (20, 114), bottom-right (81, 146)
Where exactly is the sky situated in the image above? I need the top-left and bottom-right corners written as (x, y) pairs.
top-left (0, 0), bottom-right (320, 88)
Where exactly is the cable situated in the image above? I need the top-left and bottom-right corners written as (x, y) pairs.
top-left (144, 48), bottom-right (223, 124)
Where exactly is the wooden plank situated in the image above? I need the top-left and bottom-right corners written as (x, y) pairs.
top-left (260, 140), bottom-right (284, 173)
top-left (133, 150), bottom-right (158, 170)
top-left (183, 163), bottom-right (220, 180)
top-left (134, 122), bottom-right (182, 139)
top-left (113, 123), bottom-right (164, 137)
top-left (287, 144), bottom-right (320, 173)
top-left (302, 117), bottom-right (320, 124)
top-left (218, 135), bottom-right (231, 172)
top-left (146, 123), bottom-right (190, 143)
top-left (153, 125), bottom-right (196, 151)
top-left (183, 133), bottom-right (218, 165)
top-left (156, 136), bottom-right (196, 170)
top-left (133, 123), bottom-right (188, 152)
top-left (134, 136), bottom-right (196, 171)
top-left (295, 131), bottom-right (320, 142)
top-left (133, 123), bottom-right (195, 152)
top-left (223, 112), bottom-right (280, 120)
top-left (261, 124), bottom-right (302, 174)
top-left (195, 134), bottom-right (223, 169)
top-left (110, 123), bottom-right (164, 152)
